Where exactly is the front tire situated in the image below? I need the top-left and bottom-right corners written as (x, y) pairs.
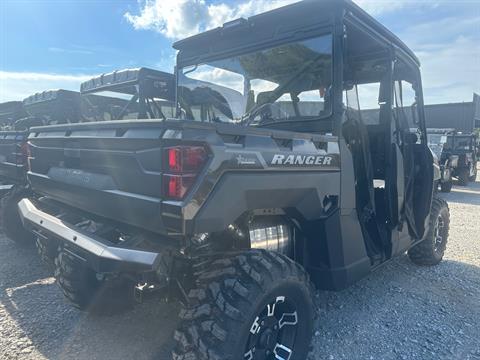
top-left (440, 181), bottom-right (452, 193)
top-left (469, 165), bottom-right (477, 182)
top-left (458, 168), bottom-right (470, 186)
top-left (408, 197), bottom-right (450, 266)
top-left (0, 187), bottom-right (34, 246)
top-left (55, 249), bottom-right (135, 315)
top-left (173, 250), bottom-right (315, 360)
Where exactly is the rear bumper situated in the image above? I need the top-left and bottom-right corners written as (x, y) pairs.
top-left (18, 198), bottom-right (161, 273)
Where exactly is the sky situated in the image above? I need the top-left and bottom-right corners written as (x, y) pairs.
top-left (0, 0), bottom-right (479, 105)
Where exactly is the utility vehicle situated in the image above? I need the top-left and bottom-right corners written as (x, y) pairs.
top-left (0, 101), bottom-right (28, 130)
top-left (80, 67), bottom-right (176, 120)
top-left (19, 1), bottom-right (450, 359)
top-left (427, 129), bottom-right (455, 192)
top-left (442, 132), bottom-right (478, 185)
top-left (0, 89), bottom-right (94, 247)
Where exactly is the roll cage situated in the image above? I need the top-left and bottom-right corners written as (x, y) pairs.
top-left (80, 67), bottom-right (175, 120)
top-left (173, 0), bottom-right (427, 139)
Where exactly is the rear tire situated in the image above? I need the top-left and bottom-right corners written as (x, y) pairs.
top-left (440, 181), bottom-right (452, 193)
top-left (469, 165), bottom-right (477, 182)
top-left (54, 249), bottom-right (135, 315)
top-left (35, 236), bottom-right (58, 272)
top-left (173, 250), bottom-right (315, 360)
top-left (408, 197), bottom-right (449, 266)
top-left (0, 187), bottom-right (34, 246)
top-left (458, 168), bottom-right (470, 186)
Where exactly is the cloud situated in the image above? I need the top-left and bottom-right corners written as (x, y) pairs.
top-left (48, 47), bottom-right (94, 55)
top-left (124, 0), bottom-right (433, 40)
top-left (125, 0), bottom-right (303, 39)
top-left (399, 16), bottom-right (480, 104)
top-left (0, 71), bottom-right (94, 102)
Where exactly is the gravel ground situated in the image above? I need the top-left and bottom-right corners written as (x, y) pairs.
top-left (0, 177), bottom-right (479, 360)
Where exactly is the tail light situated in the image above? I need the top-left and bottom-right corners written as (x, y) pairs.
top-left (163, 145), bottom-right (208, 199)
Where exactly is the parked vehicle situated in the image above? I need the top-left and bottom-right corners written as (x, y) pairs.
top-left (427, 129), bottom-right (455, 192)
top-left (442, 132), bottom-right (478, 185)
top-left (18, 1), bottom-right (450, 358)
top-left (80, 67), bottom-right (176, 120)
top-left (0, 90), bottom-right (88, 249)
top-left (0, 101), bottom-right (28, 130)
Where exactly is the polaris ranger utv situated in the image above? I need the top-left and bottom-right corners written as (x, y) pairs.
top-left (80, 67), bottom-right (176, 120)
top-left (0, 101), bottom-right (28, 130)
top-left (0, 90), bottom-right (87, 247)
top-left (442, 132), bottom-right (478, 185)
top-left (427, 129), bottom-right (455, 192)
top-left (19, 1), bottom-right (449, 359)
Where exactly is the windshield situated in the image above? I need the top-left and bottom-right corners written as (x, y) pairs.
top-left (427, 134), bottom-right (447, 158)
top-left (445, 136), bottom-right (472, 151)
top-left (177, 34), bottom-right (333, 127)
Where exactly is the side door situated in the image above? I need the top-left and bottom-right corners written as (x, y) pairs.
top-left (392, 59), bottom-right (434, 242)
top-left (384, 64), bottom-right (405, 231)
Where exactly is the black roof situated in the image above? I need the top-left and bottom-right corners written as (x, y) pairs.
top-left (174, 0), bottom-right (419, 67)
top-left (80, 67), bottom-right (175, 99)
top-left (0, 101), bottom-right (27, 124)
top-left (23, 89), bottom-right (80, 106)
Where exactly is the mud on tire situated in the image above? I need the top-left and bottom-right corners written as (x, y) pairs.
top-left (173, 250), bottom-right (315, 360)
top-left (408, 197), bottom-right (450, 266)
top-left (0, 186), bottom-right (34, 246)
top-left (54, 249), bottom-right (135, 315)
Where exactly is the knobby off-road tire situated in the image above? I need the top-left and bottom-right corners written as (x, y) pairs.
top-left (440, 181), bottom-right (452, 193)
top-left (55, 249), bottom-right (135, 315)
top-left (0, 186), bottom-right (34, 246)
top-left (458, 168), bottom-right (470, 186)
top-left (35, 236), bottom-right (57, 272)
top-left (173, 250), bottom-right (315, 360)
top-left (408, 197), bottom-right (450, 266)
top-left (469, 165), bottom-right (477, 182)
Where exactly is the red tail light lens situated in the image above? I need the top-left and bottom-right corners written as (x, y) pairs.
top-left (168, 147), bottom-right (182, 172)
top-left (164, 174), bottom-right (196, 199)
top-left (165, 146), bottom-right (207, 173)
top-left (163, 145), bottom-right (208, 200)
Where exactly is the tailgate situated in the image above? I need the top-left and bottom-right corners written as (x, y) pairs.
top-left (28, 121), bottom-right (176, 234)
top-left (0, 131), bottom-right (28, 183)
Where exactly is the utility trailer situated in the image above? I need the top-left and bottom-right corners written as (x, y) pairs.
top-left (19, 1), bottom-right (449, 359)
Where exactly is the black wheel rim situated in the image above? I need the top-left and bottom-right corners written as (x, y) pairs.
top-left (244, 296), bottom-right (298, 360)
top-left (433, 214), bottom-right (445, 253)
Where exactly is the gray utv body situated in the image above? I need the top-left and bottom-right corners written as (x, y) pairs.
top-left (442, 132), bottom-right (478, 184)
top-left (20, 0), bottom-right (435, 293)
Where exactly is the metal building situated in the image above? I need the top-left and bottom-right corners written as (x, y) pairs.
top-left (424, 93), bottom-right (479, 132)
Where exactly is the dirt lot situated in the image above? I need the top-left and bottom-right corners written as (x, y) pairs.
top-left (1, 178), bottom-right (479, 360)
